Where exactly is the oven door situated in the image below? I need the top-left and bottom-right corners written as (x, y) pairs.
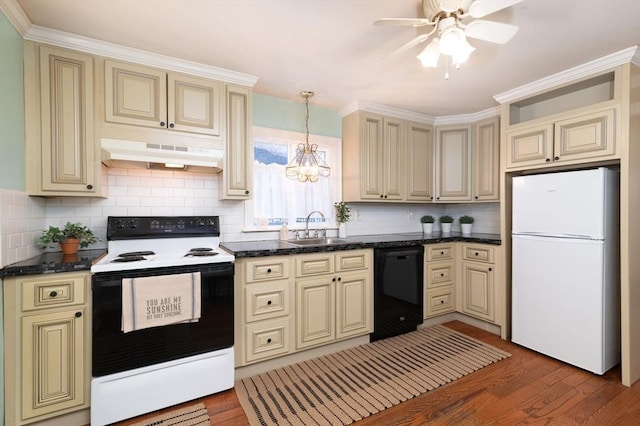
top-left (92, 262), bottom-right (234, 377)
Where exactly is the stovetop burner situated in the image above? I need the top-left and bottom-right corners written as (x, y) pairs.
top-left (185, 249), bottom-right (219, 257)
top-left (189, 248), bottom-right (213, 252)
top-left (111, 256), bottom-right (147, 263)
top-left (118, 251), bottom-right (155, 257)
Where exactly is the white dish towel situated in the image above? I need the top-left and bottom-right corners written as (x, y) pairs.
top-left (121, 272), bottom-right (201, 333)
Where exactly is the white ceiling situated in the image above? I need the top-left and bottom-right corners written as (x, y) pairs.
top-left (10, 0), bottom-right (640, 117)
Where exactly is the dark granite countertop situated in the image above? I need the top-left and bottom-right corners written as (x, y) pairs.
top-left (0, 249), bottom-right (107, 278)
top-left (221, 232), bottom-right (501, 258)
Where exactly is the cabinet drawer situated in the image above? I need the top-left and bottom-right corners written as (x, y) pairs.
top-left (21, 273), bottom-right (87, 311)
top-left (426, 244), bottom-right (455, 261)
top-left (296, 254), bottom-right (335, 277)
top-left (336, 249), bottom-right (370, 272)
top-left (245, 280), bottom-right (290, 322)
top-left (462, 244), bottom-right (495, 263)
top-left (425, 287), bottom-right (455, 318)
top-left (426, 261), bottom-right (455, 288)
top-left (245, 257), bottom-right (289, 282)
top-left (245, 318), bottom-right (291, 363)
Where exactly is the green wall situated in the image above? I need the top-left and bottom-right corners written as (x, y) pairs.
top-left (0, 11), bottom-right (24, 191)
top-left (253, 93), bottom-right (341, 138)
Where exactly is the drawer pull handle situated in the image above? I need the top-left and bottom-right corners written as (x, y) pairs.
top-left (475, 252), bottom-right (479, 256)
top-left (49, 291), bottom-right (58, 298)
top-left (440, 251), bottom-right (444, 255)
top-left (75, 312), bottom-right (82, 318)
top-left (440, 300), bottom-right (445, 304)
top-left (267, 268), bottom-right (272, 273)
top-left (267, 300), bottom-right (272, 305)
top-left (440, 273), bottom-right (444, 277)
top-left (267, 338), bottom-right (272, 343)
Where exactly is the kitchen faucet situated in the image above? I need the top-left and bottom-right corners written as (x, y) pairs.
top-left (304, 210), bottom-right (326, 239)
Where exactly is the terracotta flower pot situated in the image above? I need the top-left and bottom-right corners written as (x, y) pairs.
top-left (59, 238), bottom-right (80, 255)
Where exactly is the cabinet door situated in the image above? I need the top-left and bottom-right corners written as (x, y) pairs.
top-left (473, 117), bottom-right (499, 201)
top-left (220, 84), bottom-right (252, 199)
top-left (406, 121), bottom-right (434, 201)
top-left (506, 123), bottom-right (554, 169)
top-left (39, 46), bottom-right (97, 193)
top-left (168, 73), bottom-right (223, 136)
top-left (359, 112), bottom-right (385, 199)
top-left (335, 272), bottom-right (372, 340)
top-left (435, 126), bottom-right (471, 201)
top-left (554, 108), bottom-right (616, 162)
top-left (105, 60), bottom-right (167, 129)
top-left (21, 309), bottom-right (85, 420)
top-left (461, 262), bottom-right (494, 321)
top-left (295, 278), bottom-right (335, 349)
top-left (382, 117), bottom-right (404, 200)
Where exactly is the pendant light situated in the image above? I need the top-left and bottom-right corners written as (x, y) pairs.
top-left (285, 91), bottom-right (331, 183)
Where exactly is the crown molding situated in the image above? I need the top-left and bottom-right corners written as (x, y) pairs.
top-left (340, 100), bottom-right (436, 124)
top-left (494, 46), bottom-right (639, 105)
top-left (433, 106), bottom-right (500, 125)
top-left (0, 0), bottom-right (258, 86)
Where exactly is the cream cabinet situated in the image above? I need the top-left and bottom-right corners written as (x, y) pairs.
top-left (23, 42), bottom-right (102, 197)
top-left (104, 60), bottom-right (223, 137)
top-left (234, 256), bottom-right (294, 365)
top-left (342, 111), bottom-right (434, 203)
top-left (3, 272), bottom-right (91, 425)
top-left (506, 107), bottom-right (616, 170)
top-left (294, 250), bottom-right (373, 350)
top-left (424, 243), bottom-right (456, 318)
top-left (460, 244), bottom-right (495, 322)
top-left (219, 84), bottom-right (253, 200)
top-left (473, 117), bottom-right (500, 201)
top-left (435, 125), bottom-right (472, 201)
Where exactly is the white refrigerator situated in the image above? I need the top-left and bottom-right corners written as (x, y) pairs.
top-left (511, 167), bottom-right (620, 375)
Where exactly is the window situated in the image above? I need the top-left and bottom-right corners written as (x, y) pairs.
top-left (246, 126), bottom-right (342, 231)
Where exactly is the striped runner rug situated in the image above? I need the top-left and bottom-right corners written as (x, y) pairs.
top-left (129, 402), bottom-right (210, 426)
top-left (236, 324), bottom-right (511, 426)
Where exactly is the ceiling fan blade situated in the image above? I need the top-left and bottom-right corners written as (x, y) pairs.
top-left (464, 20), bottom-right (519, 44)
top-left (468, 0), bottom-right (524, 18)
top-left (374, 18), bottom-right (435, 27)
top-left (387, 34), bottom-right (430, 58)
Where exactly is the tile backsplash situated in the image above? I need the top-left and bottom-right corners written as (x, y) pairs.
top-left (0, 163), bottom-right (501, 267)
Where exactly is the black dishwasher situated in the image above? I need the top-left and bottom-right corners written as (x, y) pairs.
top-left (371, 246), bottom-right (424, 341)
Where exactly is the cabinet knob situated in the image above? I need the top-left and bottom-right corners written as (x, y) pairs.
top-left (440, 300), bottom-right (445, 304)
top-left (49, 291), bottom-right (58, 298)
top-left (440, 273), bottom-right (444, 277)
top-left (430, 197), bottom-right (434, 200)
top-left (337, 277), bottom-right (342, 282)
top-left (267, 338), bottom-right (272, 343)
top-left (160, 121), bottom-right (166, 127)
top-left (384, 195), bottom-right (388, 199)
top-left (75, 312), bottom-right (82, 318)
top-left (554, 156), bottom-right (560, 160)
top-left (245, 190), bottom-right (250, 195)
top-left (332, 277), bottom-right (336, 282)
top-left (545, 158), bottom-right (551, 162)
top-left (266, 268), bottom-right (272, 273)
top-left (475, 252), bottom-right (479, 256)
top-left (86, 184), bottom-right (93, 190)
top-left (380, 195), bottom-right (384, 199)
top-left (440, 251), bottom-right (444, 255)
top-left (488, 267), bottom-right (493, 271)
top-left (474, 196), bottom-right (478, 200)
top-left (436, 196), bottom-right (440, 200)
top-left (169, 123), bottom-right (175, 129)
top-left (267, 300), bottom-right (272, 305)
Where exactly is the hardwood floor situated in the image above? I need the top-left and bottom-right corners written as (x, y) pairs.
top-left (114, 321), bottom-right (640, 425)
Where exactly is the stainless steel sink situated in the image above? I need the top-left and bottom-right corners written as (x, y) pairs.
top-left (287, 238), bottom-right (348, 247)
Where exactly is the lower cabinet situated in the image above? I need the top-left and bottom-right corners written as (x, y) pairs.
top-left (3, 272), bottom-right (91, 426)
top-left (295, 250), bottom-right (373, 350)
top-left (460, 244), bottom-right (496, 322)
top-left (424, 243), bottom-right (456, 318)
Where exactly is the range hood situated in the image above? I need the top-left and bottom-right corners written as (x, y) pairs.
top-left (101, 139), bottom-right (223, 170)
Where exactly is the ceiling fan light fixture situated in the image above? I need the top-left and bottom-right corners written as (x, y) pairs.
top-left (417, 38), bottom-right (440, 67)
top-left (438, 19), bottom-right (467, 55)
top-left (451, 38), bottom-right (475, 65)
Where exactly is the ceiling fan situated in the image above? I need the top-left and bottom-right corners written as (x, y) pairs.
top-left (375, 0), bottom-right (523, 70)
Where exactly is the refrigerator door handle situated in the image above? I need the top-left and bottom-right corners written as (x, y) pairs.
top-left (512, 232), bottom-right (599, 240)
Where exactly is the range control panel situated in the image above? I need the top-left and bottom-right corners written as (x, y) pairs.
top-left (106, 216), bottom-right (220, 240)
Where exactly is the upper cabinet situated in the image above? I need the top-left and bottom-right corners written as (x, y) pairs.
top-left (504, 71), bottom-right (620, 171)
top-left (104, 60), bottom-right (223, 137)
top-left (473, 117), bottom-right (500, 201)
top-left (342, 111), bottom-right (433, 203)
top-left (435, 125), bottom-right (472, 202)
top-left (23, 42), bottom-right (102, 197)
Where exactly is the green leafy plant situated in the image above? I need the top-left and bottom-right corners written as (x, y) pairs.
top-left (459, 215), bottom-right (475, 224)
top-left (334, 201), bottom-right (351, 223)
top-left (420, 215), bottom-right (435, 223)
top-left (38, 222), bottom-right (98, 249)
top-left (439, 215), bottom-right (454, 224)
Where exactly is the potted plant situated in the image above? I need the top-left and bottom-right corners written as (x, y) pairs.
top-left (420, 215), bottom-right (435, 235)
top-left (459, 215), bottom-right (475, 235)
top-left (334, 201), bottom-right (351, 238)
top-left (439, 215), bottom-right (454, 234)
top-left (38, 222), bottom-right (98, 254)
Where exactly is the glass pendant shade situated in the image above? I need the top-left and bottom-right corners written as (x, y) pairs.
top-left (451, 38), bottom-right (475, 66)
top-left (285, 91), bottom-right (331, 183)
top-left (417, 38), bottom-right (440, 68)
top-left (438, 26), bottom-right (466, 55)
